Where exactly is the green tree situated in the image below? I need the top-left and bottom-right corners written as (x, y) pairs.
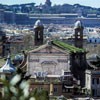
top-left (0, 67), bottom-right (49, 100)
top-left (0, 67), bottom-right (31, 100)
top-left (31, 88), bottom-right (49, 100)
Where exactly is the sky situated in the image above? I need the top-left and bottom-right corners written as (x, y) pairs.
top-left (0, 0), bottom-right (100, 8)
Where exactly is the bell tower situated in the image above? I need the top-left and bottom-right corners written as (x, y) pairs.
top-left (34, 20), bottom-right (44, 46)
top-left (70, 21), bottom-right (87, 87)
top-left (74, 20), bottom-right (84, 48)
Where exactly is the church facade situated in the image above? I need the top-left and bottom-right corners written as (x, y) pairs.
top-left (27, 41), bottom-right (74, 97)
top-left (27, 42), bottom-right (70, 78)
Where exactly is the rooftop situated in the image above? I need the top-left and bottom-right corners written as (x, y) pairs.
top-left (52, 40), bottom-right (85, 53)
top-left (0, 55), bottom-right (16, 73)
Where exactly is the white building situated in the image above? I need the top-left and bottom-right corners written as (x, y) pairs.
top-left (85, 70), bottom-right (100, 97)
top-left (87, 28), bottom-right (100, 43)
top-left (27, 41), bottom-right (70, 79)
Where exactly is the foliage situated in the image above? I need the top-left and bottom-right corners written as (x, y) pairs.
top-left (53, 40), bottom-right (85, 53)
top-left (0, 67), bottom-right (49, 100)
top-left (10, 33), bottom-right (34, 54)
top-left (0, 67), bottom-right (31, 100)
top-left (0, 58), bottom-right (5, 67)
top-left (23, 34), bottom-right (34, 51)
top-left (31, 88), bottom-right (49, 100)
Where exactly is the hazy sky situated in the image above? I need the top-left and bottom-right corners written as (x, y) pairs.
top-left (0, 0), bottom-right (100, 8)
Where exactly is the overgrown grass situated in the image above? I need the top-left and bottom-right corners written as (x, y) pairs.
top-left (53, 40), bottom-right (85, 53)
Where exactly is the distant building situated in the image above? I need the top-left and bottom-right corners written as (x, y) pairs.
top-left (30, 81), bottom-right (74, 98)
top-left (85, 70), bottom-right (100, 97)
top-left (0, 11), bottom-right (100, 26)
top-left (87, 28), bottom-right (100, 43)
top-left (45, 0), bottom-right (52, 7)
top-left (0, 9), bottom-right (4, 23)
top-left (87, 37), bottom-right (100, 43)
top-left (87, 14), bottom-right (97, 18)
top-left (4, 11), bottom-right (15, 24)
top-left (15, 13), bottom-right (29, 24)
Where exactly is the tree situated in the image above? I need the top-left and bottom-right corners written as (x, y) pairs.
top-left (31, 88), bottom-right (49, 100)
top-left (0, 67), bottom-right (49, 100)
top-left (23, 34), bottom-right (34, 51)
top-left (0, 67), bottom-right (31, 100)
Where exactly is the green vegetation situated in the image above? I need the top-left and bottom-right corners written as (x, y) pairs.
top-left (0, 58), bottom-right (5, 67)
top-left (0, 67), bottom-right (49, 100)
top-left (31, 88), bottom-right (49, 100)
top-left (53, 40), bottom-right (85, 53)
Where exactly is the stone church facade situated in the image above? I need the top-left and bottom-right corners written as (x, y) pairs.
top-left (27, 43), bottom-right (70, 78)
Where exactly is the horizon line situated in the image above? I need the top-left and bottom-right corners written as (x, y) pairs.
top-left (0, 2), bottom-right (99, 9)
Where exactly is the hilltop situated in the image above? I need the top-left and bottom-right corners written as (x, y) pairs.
top-left (0, 3), bottom-right (100, 17)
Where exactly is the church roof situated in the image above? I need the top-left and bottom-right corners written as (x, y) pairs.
top-left (0, 55), bottom-right (16, 73)
top-left (29, 40), bottom-right (85, 54)
top-left (28, 42), bottom-right (68, 54)
top-left (52, 40), bottom-right (85, 53)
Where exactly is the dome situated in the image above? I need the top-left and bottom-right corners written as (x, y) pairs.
top-left (34, 20), bottom-right (43, 29)
top-left (0, 55), bottom-right (16, 73)
top-left (74, 20), bottom-right (83, 29)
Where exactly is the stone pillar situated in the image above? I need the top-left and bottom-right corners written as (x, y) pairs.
top-left (50, 83), bottom-right (53, 96)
